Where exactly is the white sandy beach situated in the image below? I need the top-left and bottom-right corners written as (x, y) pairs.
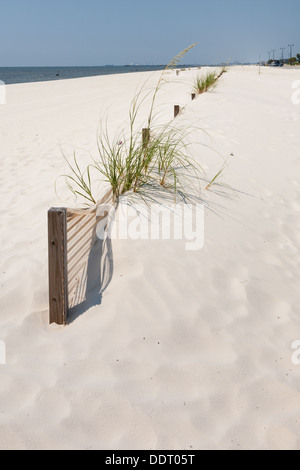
top-left (0, 65), bottom-right (300, 450)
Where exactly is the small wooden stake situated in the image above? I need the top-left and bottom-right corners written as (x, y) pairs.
top-left (48, 208), bottom-right (68, 325)
top-left (191, 93), bottom-right (196, 101)
top-left (174, 105), bottom-right (180, 118)
top-left (142, 128), bottom-right (150, 148)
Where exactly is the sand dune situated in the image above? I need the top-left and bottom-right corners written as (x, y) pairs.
top-left (0, 66), bottom-right (300, 450)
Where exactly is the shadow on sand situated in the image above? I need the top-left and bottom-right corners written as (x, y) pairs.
top-left (67, 225), bottom-right (114, 324)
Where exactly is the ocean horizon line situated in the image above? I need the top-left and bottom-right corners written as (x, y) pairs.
top-left (0, 64), bottom-right (201, 86)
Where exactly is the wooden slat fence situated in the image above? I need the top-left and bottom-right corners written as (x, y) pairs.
top-left (48, 190), bottom-right (113, 325)
top-left (48, 81), bottom-right (201, 325)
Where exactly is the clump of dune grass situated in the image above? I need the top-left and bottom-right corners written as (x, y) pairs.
top-left (192, 71), bottom-right (219, 95)
top-left (62, 45), bottom-right (229, 207)
top-left (63, 44), bottom-right (208, 205)
top-left (93, 121), bottom-right (201, 203)
top-left (93, 53), bottom-right (201, 202)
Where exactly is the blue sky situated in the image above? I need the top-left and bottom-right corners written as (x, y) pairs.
top-left (1, 0), bottom-right (300, 66)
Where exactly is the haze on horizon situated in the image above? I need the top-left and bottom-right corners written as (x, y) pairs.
top-left (1, 0), bottom-right (300, 67)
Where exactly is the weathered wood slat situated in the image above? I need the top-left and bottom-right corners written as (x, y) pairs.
top-left (67, 216), bottom-right (95, 245)
top-left (67, 233), bottom-right (95, 269)
top-left (48, 188), bottom-right (114, 324)
top-left (48, 208), bottom-right (68, 325)
top-left (67, 214), bottom-right (86, 232)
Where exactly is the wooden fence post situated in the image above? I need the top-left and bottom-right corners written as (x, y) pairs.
top-left (174, 105), bottom-right (180, 118)
top-left (191, 93), bottom-right (196, 101)
top-left (142, 128), bottom-right (150, 148)
top-left (48, 208), bottom-right (68, 325)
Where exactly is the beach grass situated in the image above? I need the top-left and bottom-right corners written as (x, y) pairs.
top-left (192, 71), bottom-right (219, 95)
top-left (205, 162), bottom-right (227, 190)
top-left (192, 66), bottom-right (227, 97)
top-left (62, 152), bottom-right (97, 205)
top-left (63, 44), bottom-right (228, 206)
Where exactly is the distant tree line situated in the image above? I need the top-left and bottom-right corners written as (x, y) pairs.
top-left (267, 53), bottom-right (300, 66)
top-left (290, 53), bottom-right (300, 65)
